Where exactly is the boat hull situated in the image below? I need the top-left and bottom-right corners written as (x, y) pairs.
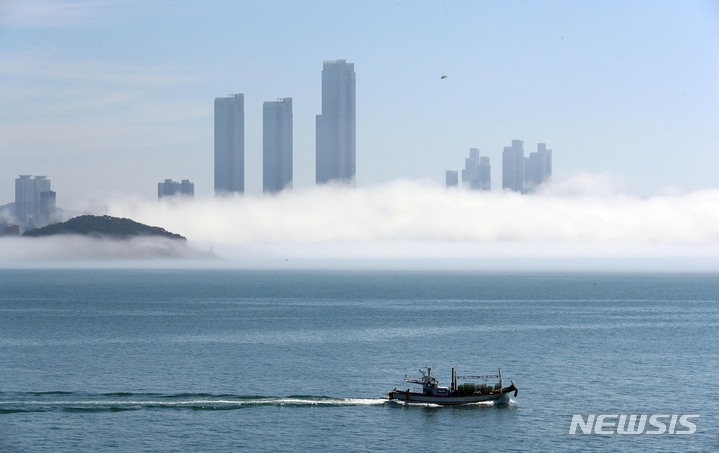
top-left (388, 384), bottom-right (517, 406)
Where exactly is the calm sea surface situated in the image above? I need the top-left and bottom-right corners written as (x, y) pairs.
top-left (0, 270), bottom-right (717, 452)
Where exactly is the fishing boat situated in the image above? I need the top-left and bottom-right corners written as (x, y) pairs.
top-left (387, 367), bottom-right (518, 405)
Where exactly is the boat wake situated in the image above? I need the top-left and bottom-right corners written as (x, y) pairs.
top-left (387, 398), bottom-right (517, 408)
top-left (0, 392), bottom-right (388, 413)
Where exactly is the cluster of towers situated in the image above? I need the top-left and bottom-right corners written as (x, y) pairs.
top-left (214, 59), bottom-right (356, 195)
top-left (13, 175), bottom-right (56, 227)
top-left (446, 140), bottom-right (552, 193)
top-left (158, 179), bottom-right (195, 198)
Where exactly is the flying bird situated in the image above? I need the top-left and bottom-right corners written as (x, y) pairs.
top-left (440, 75), bottom-right (448, 79)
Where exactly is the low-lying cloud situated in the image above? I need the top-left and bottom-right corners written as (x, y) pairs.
top-left (0, 235), bottom-right (212, 266)
top-left (3, 177), bottom-right (719, 271)
top-left (106, 178), bottom-right (719, 245)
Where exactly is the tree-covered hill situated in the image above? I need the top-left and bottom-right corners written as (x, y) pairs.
top-left (22, 215), bottom-right (186, 240)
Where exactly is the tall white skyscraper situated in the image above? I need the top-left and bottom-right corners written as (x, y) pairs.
top-left (214, 93), bottom-right (244, 194)
top-left (502, 140), bottom-right (525, 193)
top-left (263, 98), bottom-right (293, 193)
top-left (316, 60), bottom-right (355, 184)
top-left (14, 175), bottom-right (34, 223)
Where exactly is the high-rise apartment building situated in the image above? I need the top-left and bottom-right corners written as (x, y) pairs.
top-left (502, 140), bottom-right (525, 193)
top-left (263, 98), bottom-right (293, 193)
top-left (158, 179), bottom-right (194, 198)
top-left (180, 179), bottom-right (194, 196)
top-left (316, 60), bottom-right (355, 184)
top-left (14, 175), bottom-right (34, 223)
top-left (15, 175), bottom-right (54, 226)
top-left (462, 148), bottom-right (491, 191)
top-left (39, 190), bottom-right (56, 224)
top-left (214, 93), bottom-right (244, 194)
top-left (445, 170), bottom-right (459, 188)
top-left (478, 157), bottom-right (491, 190)
top-left (525, 143), bottom-right (552, 192)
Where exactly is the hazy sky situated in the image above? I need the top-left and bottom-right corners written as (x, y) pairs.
top-left (2, 0), bottom-right (718, 207)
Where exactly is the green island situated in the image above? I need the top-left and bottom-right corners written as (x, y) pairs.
top-left (22, 215), bottom-right (186, 240)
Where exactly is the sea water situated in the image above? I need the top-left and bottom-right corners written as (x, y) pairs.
top-left (1, 270), bottom-right (717, 452)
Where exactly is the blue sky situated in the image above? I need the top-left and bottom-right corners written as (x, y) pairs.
top-left (1, 0), bottom-right (718, 206)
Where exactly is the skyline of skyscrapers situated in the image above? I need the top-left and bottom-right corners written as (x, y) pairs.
top-left (211, 60), bottom-right (355, 195)
top-left (501, 140), bottom-right (553, 193)
top-left (447, 140), bottom-right (553, 193)
top-left (263, 97), bottom-right (293, 193)
top-left (6, 59), bottom-right (556, 210)
top-left (316, 59), bottom-right (356, 185)
top-left (208, 60), bottom-right (551, 197)
top-left (214, 93), bottom-right (245, 195)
